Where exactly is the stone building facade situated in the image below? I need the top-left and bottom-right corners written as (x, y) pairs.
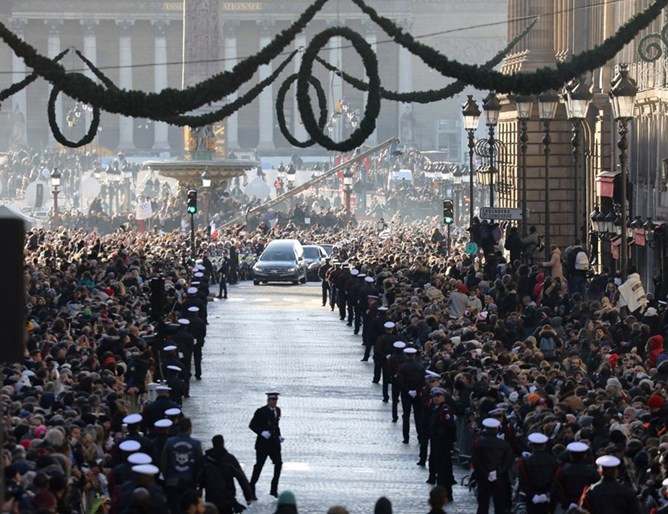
top-left (497, 0), bottom-right (668, 290)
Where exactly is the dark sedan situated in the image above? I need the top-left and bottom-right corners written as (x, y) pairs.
top-left (303, 245), bottom-right (328, 281)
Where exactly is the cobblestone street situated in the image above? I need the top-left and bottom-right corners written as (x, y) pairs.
top-left (186, 282), bottom-right (476, 514)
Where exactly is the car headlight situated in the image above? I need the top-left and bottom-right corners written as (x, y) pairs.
top-left (253, 265), bottom-right (263, 271)
top-left (286, 267), bottom-right (296, 272)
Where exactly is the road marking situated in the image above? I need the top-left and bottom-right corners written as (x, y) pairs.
top-left (282, 297), bottom-right (298, 302)
top-left (227, 298), bottom-right (245, 302)
top-left (283, 462), bottom-right (310, 471)
top-left (253, 298), bottom-right (271, 302)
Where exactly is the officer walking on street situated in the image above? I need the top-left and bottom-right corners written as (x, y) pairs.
top-left (249, 392), bottom-right (284, 499)
top-left (318, 257), bottom-right (332, 306)
top-left (579, 455), bottom-right (641, 514)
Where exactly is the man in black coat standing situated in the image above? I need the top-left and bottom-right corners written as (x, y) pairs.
top-left (248, 392), bottom-right (283, 499)
top-left (186, 306), bottom-right (207, 380)
top-left (218, 252), bottom-right (230, 299)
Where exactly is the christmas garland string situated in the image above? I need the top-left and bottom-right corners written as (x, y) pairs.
top-left (276, 73), bottom-right (327, 148)
top-left (313, 18), bottom-right (536, 103)
top-left (297, 27), bottom-right (380, 152)
top-left (349, 0), bottom-right (668, 94)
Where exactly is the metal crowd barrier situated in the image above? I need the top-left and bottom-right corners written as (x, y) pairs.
top-left (454, 415), bottom-right (474, 466)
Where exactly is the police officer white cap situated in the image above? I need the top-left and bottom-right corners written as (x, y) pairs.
top-left (393, 341), bottom-right (406, 349)
top-left (128, 452), bottom-right (152, 465)
top-left (566, 441), bottom-right (589, 453)
top-left (383, 321), bottom-right (395, 329)
top-left (595, 455), bottom-right (621, 468)
top-left (119, 440), bottom-right (141, 452)
top-left (123, 413), bottom-right (142, 425)
top-left (132, 464), bottom-right (160, 476)
top-left (528, 433), bottom-right (548, 444)
top-left (482, 418), bottom-right (501, 428)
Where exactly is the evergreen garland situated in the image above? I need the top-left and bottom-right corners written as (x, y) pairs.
top-left (314, 19), bottom-right (536, 103)
top-left (349, 0), bottom-right (668, 94)
top-left (297, 27), bottom-right (380, 152)
top-left (0, 49), bottom-right (68, 102)
top-left (276, 73), bottom-right (327, 148)
top-left (48, 83), bottom-right (100, 148)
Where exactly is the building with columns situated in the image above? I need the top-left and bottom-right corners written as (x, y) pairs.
top-left (0, 0), bottom-right (506, 157)
top-left (497, 0), bottom-right (668, 291)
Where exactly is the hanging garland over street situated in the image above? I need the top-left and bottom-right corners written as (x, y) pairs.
top-left (276, 73), bottom-right (328, 148)
top-left (297, 27), bottom-right (380, 152)
top-left (313, 19), bottom-right (536, 103)
top-left (48, 82), bottom-right (100, 148)
top-left (349, 0), bottom-right (668, 94)
top-left (0, 0), bottom-right (665, 149)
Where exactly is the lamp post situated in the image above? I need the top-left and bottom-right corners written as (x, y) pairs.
top-left (277, 163), bottom-right (286, 196)
top-left (50, 168), bottom-right (61, 224)
top-left (202, 168), bottom-right (212, 237)
top-left (122, 163), bottom-right (132, 211)
top-left (482, 93), bottom-right (501, 212)
top-left (452, 165), bottom-right (463, 225)
top-left (343, 167), bottom-right (353, 215)
top-left (462, 95), bottom-right (481, 226)
top-left (286, 163), bottom-right (296, 209)
top-left (563, 79), bottom-right (593, 243)
top-left (515, 95), bottom-right (533, 237)
top-left (538, 90), bottom-right (560, 260)
top-left (609, 64), bottom-right (638, 280)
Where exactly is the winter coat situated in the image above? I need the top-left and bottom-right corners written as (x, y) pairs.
top-left (542, 247), bottom-right (563, 279)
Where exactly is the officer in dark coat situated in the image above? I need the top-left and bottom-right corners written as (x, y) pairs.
top-left (149, 419), bottom-right (173, 466)
top-left (318, 257), bottom-right (332, 306)
top-left (352, 274), bottom-right (366, 333)
top-left (387, 341), bottom-right (407, 422)
top-left (172, 318), bottom-right (195, 390)
top-left (346, 269), bottom-right (360, 326)
top-left (218, 253), bottom-right (230, 299)
top-left (397, 347), bottom-right (425, 444)
top-left (186, 306), bottom-right (207, 380)
top-left (426, 387), bottom-right (457, 501)
top-left (551, 441), bottom-right (599, 511)
top-left (517, 433), bottom-right (558, 513)
top-left (327, 261), bottom-right (340, 311)
top-left (115, 464), bottom-right (167, 514)
top-left (201, 434), bottom-right (253, 514)
top-left (165, 366), bottom-right (187, 406)
top-left (579, 455), bottom-right (641, 514)
top-left (248, 392), bottom-right (283, 499)
top-left (471, 417), bottom-right (514, 514)
top-left (110, 440), bottom-right (142, 496)
top-left (375, 322), bottom-right (398, 399)
top-left (335, 266), bottom-right (349, 320)
top-left (420, 374), bottom-right (442, 469)
top-left (142, 387), bottom-right (179, 430)
top-left (361, 295), bottom-right (379, 361)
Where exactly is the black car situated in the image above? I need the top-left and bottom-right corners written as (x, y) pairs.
top-left (302, 245), bottom-right (328, 281)
top-left (252, 239), bottom-right (308, 285)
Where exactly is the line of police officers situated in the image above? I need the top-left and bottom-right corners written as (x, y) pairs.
top-left (319, 257), bottom-right (645, 513)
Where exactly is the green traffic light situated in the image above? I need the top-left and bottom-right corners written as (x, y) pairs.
top-left (444, 217), bottom-right (453, 225)
top-left (188, 206), bottom-right (197, 214)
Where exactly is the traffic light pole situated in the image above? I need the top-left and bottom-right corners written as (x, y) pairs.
top-left (447, 223), bottom-right (451, 256)
top-left (190, 212), bottom-right (196, 260)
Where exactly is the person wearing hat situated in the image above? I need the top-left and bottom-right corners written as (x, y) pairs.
top-left (120, 413), bottom-right (154, 462)
top-left (165, 365), bottom-right (187, 407)
top-left (335, 264), bottom-right (350, 321)
top-left (551, 441), bottom-right (599, 511)
top-left (471, 417), bottom-right (513, 513)
top-left (151, 419), bottom-right (173, 465)
top-left (248, 392), bottom-right (284, 499)
top-left (186, 306), bottom-right (207, 380)
top-left (326, 260), bottom-right (341, 312)
top-left (361, 294), bottom-right (380, 362)
top-left (345, 269), bottom-right (361, 328)
top-left (318, 256), bottom-right (332, 307)
top-left (115, 463), bottom-right (167, 514)
top-left (110, 439), bottom-right (141, 496)
top-left (161, 417), bottom-right (203, 509)
top-left (420, 373), bottom-right (443, 470)
top-left (172, 318), bottom-right (195, 396)
top-left (142, 384), bottom-right (180, 431)
top-left (387, 341), bottom-right (407, 423)
top-left (425, 387), bottom-right (456, 501)
top-left (579, 455), bottom-right (641, 513)
top-left (201, 434), bottom-right (253, 514)
top-left (517, 433), bottom-right (558, 513)
top-left (182, 286), bottom-right (207, 324)
top-left (376, 322), bottom-right (399, 400)
top-left (397, 347), bottom-right (426, 445)
top-left (275, 490), bottom-right (298, 513)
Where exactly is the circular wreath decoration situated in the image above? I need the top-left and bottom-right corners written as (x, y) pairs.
top-left (276, 73), bottom-right (327, 148)
top-left (48, 83), bottom-right (100, 148)
top-left (297, 26), bottom-right (380, 152)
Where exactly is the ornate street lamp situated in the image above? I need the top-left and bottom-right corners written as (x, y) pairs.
top-left (515, 95), bottom-right (533, 237)
top-left (609, 64), bottom-right (638, 280)
top-left (286, 163), bottom-right (296, 190)
top-left (563, 79), bottom-right (593, 242)
top-left (50, 168), bottom-right (61, 223)
top-left (538, 89), bottom-right (560, 260)
top-left (482, 92), bottom-right (501, 211)
top-left (343, 167), bottom-right (354, 214)
top-left (462, 95), bottom-right (481, 225)
top-left (122, 163), bottom-right (132, 211)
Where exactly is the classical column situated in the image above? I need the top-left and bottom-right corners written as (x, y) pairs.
top-left (152, 20), bottom-right (170, 152)
top-left (224, 20), bottom-right (240, 150)
top-left (293, 33), bottom-right (308, 142)
top-left (257, 21), bottom-right (275, 150)
top-left (45, 20), bottom-right (64, 147)
top-left (81, 20), bottom-right (99, 142)
top-left (117, 20), bottom-right (135, 150)
top-left (327, 19), bottom-right (343, 127)
top-left (397, 19), bottom-right (413, 137)
top-left (9, 18), bottom-right (28, 147)
top-left (362, 20), bottom-right (377, 145)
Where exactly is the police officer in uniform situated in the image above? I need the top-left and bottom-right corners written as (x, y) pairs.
top-left (517, 433), bottom-right (558, 513)
top-left (397, 347), bottom-right (425, 444)
top-left (173, 318), bottom-right (195, 393)
top-left (217, 252), bottom-right (230, 299)
top-left (347, 269), bottom-right (360, 326)
top-left (387, 341), bottom-right (407, 422)
top-left (119, 413), bottom-right (155, 462)
top-left (579, 455), bottom-right (641, 514)
top-left (336, 264), bottom-right (349, 320)
top-left (426, 387), bottom-right (457, 501)
top-left (375, 321), bottom-right (398, 396)
top-left (165, 366), bottom-right (187, 406)
top-left (249, 392), bottom-right (284, 499)
top-left (327, 260), bottom-right (340, 311)
top-left (186, 306), bottom-right (207, 380)
top-left (318, 257), bottom-right (332, 306)
top-left (551, 441), bottom-right (599, 511)
top-left (420, 373), bottom-right (443, 469)
top-left (182, 286), bottom-right (207, 323)
top-left (471, 417), bottom-right (514, 514)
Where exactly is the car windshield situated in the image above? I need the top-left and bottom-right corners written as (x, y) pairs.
top-left (303, 247), bottom-right (320, 258)
top-left (260, 250), bottom-right (294, 262)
